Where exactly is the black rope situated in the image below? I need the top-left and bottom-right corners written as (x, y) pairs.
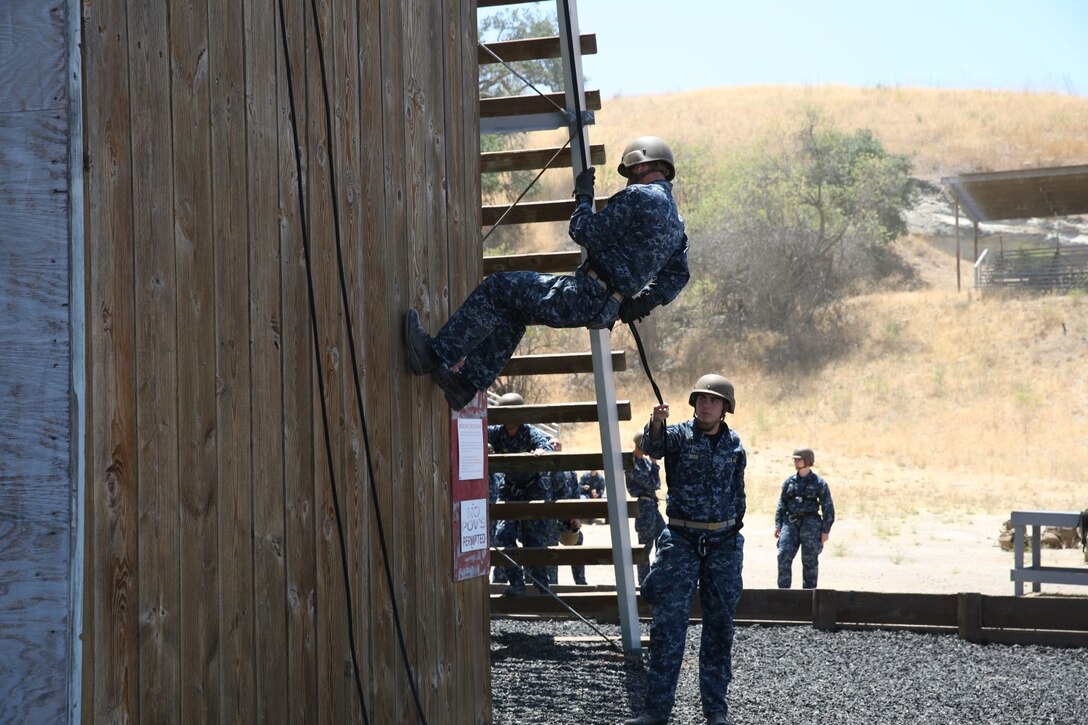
top-left (491, 548), bottom-right (623, 654)
top-left (628, 322), bottom-right (664, 406)
top-left (303, 0), bottom-right (429, 720)
top-left (277, 0), bottom-right (428, 722)
top-left (274, 1), bottom-right (369, 720)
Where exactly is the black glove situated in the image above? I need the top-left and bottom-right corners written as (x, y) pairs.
top-left (618, 296), bottom-right (654, 324)
top-left (573, 167), bottom-right (595, 201)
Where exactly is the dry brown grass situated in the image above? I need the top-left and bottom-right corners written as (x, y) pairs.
top-left (502, 86), bottom-right (1088, 524)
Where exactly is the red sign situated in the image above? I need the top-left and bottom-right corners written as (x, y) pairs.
top-left (450, 388), bottom-right (489, 581)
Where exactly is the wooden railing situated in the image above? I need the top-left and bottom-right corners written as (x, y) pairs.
top-left (975, 245), bottom-right (1088, 290)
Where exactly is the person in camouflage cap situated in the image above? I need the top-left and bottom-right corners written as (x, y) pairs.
top-left (404, 136), bottom-right (689, 409)
top-left (774, 447), bottom-right (836, 589)
top-left (488, 393), bottom-right (554, 596)
top-left (625, 433), bottom-right (665, 586)
top-left (625, 374), bottom-right (745, 725)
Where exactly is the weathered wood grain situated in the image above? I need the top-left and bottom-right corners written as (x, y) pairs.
top-left (0, 0), bottom-right (66, 113)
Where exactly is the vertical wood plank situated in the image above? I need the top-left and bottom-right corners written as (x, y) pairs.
top-left (127, 0), bottom-right (181, 721)
top-left (278, 0), bottom-right (320, 719)
top-left (169, 0), bottom-right (221, 719)
top-left (0, 9), bottom-right (72, 719)
top-left (375, 0), bottom-right (409, 721)
top-left (83, 0), bottom-right (140, 720)
top-left (208, 0), bottom-right (257, 719)
top-left (358, 0), bottom-right (397, 721)
top-left (245, 0), bottom-right (291, 718)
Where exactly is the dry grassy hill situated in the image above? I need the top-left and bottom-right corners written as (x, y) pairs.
top-left (511, 87), bottom-right (1088, 534)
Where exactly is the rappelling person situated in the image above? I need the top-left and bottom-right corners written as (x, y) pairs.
top-left (404, 136), bottom-right (689, 408)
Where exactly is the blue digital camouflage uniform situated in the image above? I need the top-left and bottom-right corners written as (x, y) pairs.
top-left (625, 455), bottom-right (665, 585)
top-left (550, 468), bottom-right (583, 584)
top-left (638, 419), bottom-right (746, 723)
top-left (430, 180), bottom-right (689, 391)
top-left (489, 423), bottom-right (553, 590)
top-left (775, 471), bottom-right (835, 589)
top-left (488, 469), bottom-right (503, 543)
top-left (577, 470), bottom-right (606, 499)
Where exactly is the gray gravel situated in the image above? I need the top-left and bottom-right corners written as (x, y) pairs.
top-left (491, 617), bottom-right (1088, 724)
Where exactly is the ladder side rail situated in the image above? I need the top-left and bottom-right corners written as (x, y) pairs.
top-left (555, 0), bottom-right (640, 654)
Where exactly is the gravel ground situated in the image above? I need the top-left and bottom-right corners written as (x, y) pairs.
top-left (491, 617), bottom-right (1088, 724)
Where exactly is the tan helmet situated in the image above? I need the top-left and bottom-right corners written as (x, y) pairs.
top-left (496, 392), bottom-right (524, 406)
top-left (792, 448), bottom-right (815, 467)
top-left (633, 433), bottom-right (644, 450)
top-left (687, 374), bottom-right (735, 414)
top-left (617, 136), bottom-right (675, 181)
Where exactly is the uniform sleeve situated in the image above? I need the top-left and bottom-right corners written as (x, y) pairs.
top-left (774, 480), bottom-right (789, 528)
top-left (640, 420), bottom-right (677, 460)
top-left (528, 425), bottom-right (552, 452)
top-left (820, 478), bottom-right (836, 533)
top-left (733, 447), bottom-right (747, 523)
top-left (567, 190), bottom-right (636, 253)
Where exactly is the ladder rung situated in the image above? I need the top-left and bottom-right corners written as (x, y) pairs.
top-left (478, 35), bottom-right (597, 65)
top-left (501, 351), bottom-right (627, 376)
top-left (483, 250), bottom-right (582, 274)
top-left (492, 545), bottom-right (649, 566)
top-left (490, 451), bottom-right (635, 473)
top-left (489, 591), bottom-right (642, 617)
top-left (488, 401), bottom-right (631, 425)
top-left (482, 198), bottom-right (604, 227)
top-left (481, 144), bottom-right (606, 173)
top-left (490, 499), bottom-right (639, 520)
top-left (480, 89), bottom-right (602, 119)
top-left (478, 0), bottom-right (541, 7)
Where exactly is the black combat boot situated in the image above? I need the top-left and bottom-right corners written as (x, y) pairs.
top-left (622, 714), bottom-right (666, 725)
top-left (706, 710), bottom-right (733, 725)
top-left (404, 309), bottom-right (440, 374)
top-left (431, 365), bottom-right (477, 410)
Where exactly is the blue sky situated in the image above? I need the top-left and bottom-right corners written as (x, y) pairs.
top-left (486, 0), bottom-right (1088, 97)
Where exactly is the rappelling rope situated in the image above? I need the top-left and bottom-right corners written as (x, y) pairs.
top-left (276, 0), bottom-right (428, 721)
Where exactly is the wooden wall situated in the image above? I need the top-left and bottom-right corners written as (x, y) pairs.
top-left (80, 0), bottom-right (486, 722)
top-left (0, 1), bottom-right (76, 722)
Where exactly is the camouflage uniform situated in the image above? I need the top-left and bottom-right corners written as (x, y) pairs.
top-left (430, 181), bottom-right (689, 391)
top-left (638, 419), bottom-right (746, 723)
top-left (774, 471), bottom-right (835, 589)
top-left (578, 470), bottom-right (606, 499)
top-left (550, 468), bottom-right (584, 584)
top-left (490, 423), bottom-right (554, 591)
top-left (625, 455), bottom-right (666, 585)
top-left (488, 469), bottom-right (503, 543)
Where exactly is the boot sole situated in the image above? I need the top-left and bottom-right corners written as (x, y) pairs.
top-left (404, 310), bottom-right (436, 374)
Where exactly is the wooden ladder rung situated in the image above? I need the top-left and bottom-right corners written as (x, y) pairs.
top-left (482, 198), bottom-right (605, 227)
top-left (501, 351), bottom-right (627, 376)
top-left (480, 90), bottom-right (602, 119)
top-left (478, 35), bottom-right (597, 65)
top-left (483, 250), bottom-right (582, 274)
top-left (489, 591), bottom-right (636, 617)
top-left (487, 400), bottom-right (631, 425)
top-left (490, 451), bottom-right (635, 473)
top-left (492, 545), bottom-right (649, 566)
top-left (481, 144), bottom-right (606, 173)
top-left (490, 499), bottom-right (639, 520)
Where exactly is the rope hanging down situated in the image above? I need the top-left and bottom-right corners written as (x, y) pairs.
top-left (276, 0), bottom-right (428, 722)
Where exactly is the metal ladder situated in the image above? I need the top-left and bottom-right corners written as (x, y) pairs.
top-left (477, 0), bottom-right (641, 652)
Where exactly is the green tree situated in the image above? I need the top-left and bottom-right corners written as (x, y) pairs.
top-left (686, 110), bottom-right (914, 365)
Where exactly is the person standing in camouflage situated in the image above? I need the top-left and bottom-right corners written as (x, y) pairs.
top-left (546, 436), bottom-right (581, 585)
top-left (626, 433), bottom-right (665, 586)
top-left (404, 136), bottom-right (690, 409)
top-left (625, 374), bottom-right (746, 725)
top-left (488, 393), bottom-right (554, 596)
top-left (774, 448), bottom-right (835, 589)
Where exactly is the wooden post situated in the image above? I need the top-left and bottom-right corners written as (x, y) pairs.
top-left (813, 589), bottom-right (837, 632)
top-left (957, 592), bottom-right (982, 643)
top-left (955, 203), bottom-right (961, 292)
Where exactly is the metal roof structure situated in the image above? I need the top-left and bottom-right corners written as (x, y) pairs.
top-left (942, 164), bottom-right (1088, 223)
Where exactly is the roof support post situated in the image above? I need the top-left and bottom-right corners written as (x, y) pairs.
top-left (556, 0), bottom-right (640, 653)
